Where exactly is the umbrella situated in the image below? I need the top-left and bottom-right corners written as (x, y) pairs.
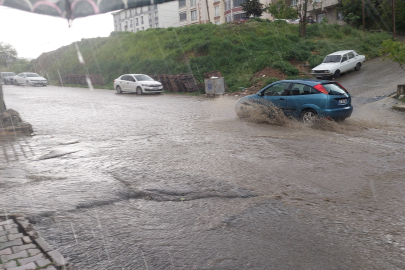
top-left (0, 0), bottom-right (174, 20)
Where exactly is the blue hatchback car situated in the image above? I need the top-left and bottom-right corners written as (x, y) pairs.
top-left (235, 79), bottom-right (353, 122)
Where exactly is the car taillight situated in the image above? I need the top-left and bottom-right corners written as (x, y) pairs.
top-left (314, 84), bottom-right (328, 95)
top-left (114, 79), bottom-right (116, 82)
top-left (336, 82), bottom-right (349, 93)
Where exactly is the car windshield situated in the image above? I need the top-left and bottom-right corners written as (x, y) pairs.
top-left (322, 83), bottom-right (346, 95)
top-left (26, 73), bottom-right (41, 77)
top-left (134, 75), bottom-right (154, 81)
top-left (322, 55), bottom-right (342, 63)
top-left (6, 72), bottom-right (16, 76)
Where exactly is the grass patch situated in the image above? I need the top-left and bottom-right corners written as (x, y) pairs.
top-left (23, 22), bottom-right (391, 93)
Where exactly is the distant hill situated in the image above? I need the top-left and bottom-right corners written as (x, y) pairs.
top-left (29, 20), bottom-right (390, 91)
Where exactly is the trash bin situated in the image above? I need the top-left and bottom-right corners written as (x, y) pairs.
top-left (204, 77), bottom-right (225, 95)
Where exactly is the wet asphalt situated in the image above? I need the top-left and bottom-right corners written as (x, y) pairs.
top-left (1, 58), bottom-right (405, 269)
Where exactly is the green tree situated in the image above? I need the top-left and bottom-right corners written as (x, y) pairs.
top-left (0, 42), bottom-right (17, 68)
top-left (380, 39), bottom-right (405, 71)
top-left (264, 0), bottom-right (297, 19)
top-left (241, 0), bottom-right (264, 17)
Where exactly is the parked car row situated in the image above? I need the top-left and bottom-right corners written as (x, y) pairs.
top-left (0, 72), bottom-right (48, 86)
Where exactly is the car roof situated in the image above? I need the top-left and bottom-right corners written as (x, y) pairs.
top-left (273, 79), bottom-right (334, 86)
top-left (328, 50), bottom-right (354, 55)
top-left (123, 74), bottom-right (147, 76)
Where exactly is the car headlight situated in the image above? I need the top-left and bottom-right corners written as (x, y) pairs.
top-left (326, 70), bottom-right (330, 73)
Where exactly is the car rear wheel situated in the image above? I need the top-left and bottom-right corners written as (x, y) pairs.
top-left (116, 86), bottom-right (122, 94)
top-left (354, 63), bottom-right (361, 71)
top-left (333, 70), bottom-right (340, 79)
top-left (136, 87), bottom-right (142, 95)
top-left (300, 109), bottom-right (318, 123)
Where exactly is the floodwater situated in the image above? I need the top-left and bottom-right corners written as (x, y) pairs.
top-left (1, 60), bottom-right (405, 269)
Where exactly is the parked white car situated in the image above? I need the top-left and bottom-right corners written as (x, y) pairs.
top-left (14, 72), bottom-right (48, 86)
top-left (311, 50), bottom-right (366, 79)
top-left (1, 72), bottom-right (17, 85)
top-left (114, 74), bottom-right (163, 94)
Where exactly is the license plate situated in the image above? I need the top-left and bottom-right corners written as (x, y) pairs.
top-left (153, 87), bottom-right (159, 90)
top-left (338, 99), bottom-right (347, 104)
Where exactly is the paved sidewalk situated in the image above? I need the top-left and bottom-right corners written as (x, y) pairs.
top-left (0, 216), bottom-right (72, 270)
top-left (0, 135), bottom-right (73, 270)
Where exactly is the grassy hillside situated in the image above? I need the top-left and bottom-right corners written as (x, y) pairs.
top-left (30, 20), bottom-right (391, 91)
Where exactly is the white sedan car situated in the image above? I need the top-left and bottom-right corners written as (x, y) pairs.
top-left (311, 50), bottom-right (365, 79)
top-left (14, 72), bottom-right (48, 86)
top-left (113, 74), bottom-right (163, 94)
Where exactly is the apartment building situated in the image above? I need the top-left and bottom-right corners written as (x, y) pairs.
top-left (112, 2), bottom-right (179, 33)
top-left (178, 0), bottom-right (251, 26)
top-left (287, 0), bottom-right (342, 23)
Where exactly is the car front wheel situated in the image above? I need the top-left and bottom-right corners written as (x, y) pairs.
top-left (116, 86), bottom-right (122, 94)
top-left (136, 87), bottom-right (142, 95)
top-left (354, 63), bottom-right (361, 71)
top-left (300, 109), bottom-right (318, 123)
top-left (333, 70), bottom-right (340, 79)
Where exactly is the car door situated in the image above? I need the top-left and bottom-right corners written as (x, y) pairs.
top-left (287, 83), bottom-right (326, 117)
top-left (258, 82), bottom-right (289, 110)
top-left (120, 75), bottom-right (129, 91)
top-left (347, 51), bottom-right (356, 70)
top-left (340, 54), bottom-right (350, 72)
top-left (127, 75), bottom-right (137, 92)
top-left (16, 74), bottom-right (23, 84)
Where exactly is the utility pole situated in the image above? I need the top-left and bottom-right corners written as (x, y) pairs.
top-left (362, 0), bottom-right (365, 31)
top-left (392, 0), bottom-right (396, 38)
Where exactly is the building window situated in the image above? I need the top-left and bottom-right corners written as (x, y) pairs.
top-left (155, 11), bottom-right (158, 17)
top-left (156, 23), bottom-right (159, 27)
top-left (214, 6), bottom-right (220, 17)
top-left (148, 5), bottom-right (151, 11)
top-left (154, 4), bottom-right (158, 9)
top-left (225, 15), bottom-right (231, 22)
top-left (141, 16), bottom-right (144, 24)
top-left (191, 10), bottom-right (197, 21)
top-left (316, 13), bottom-right (325, 22)
top-left (233, 0), bottom-right (245, 7)
top-left (233, 13), bottom-right (247, 21)
top-left (337, 12), bottom-right (343, 20)
top-left (142, 27), bottom-right (144, 30)
top-left (143, 6), bottom-right (148, 12)
top-left (130, 19), bottom-right (133, 27)
top-left (180, 12), bottom-right (187, 21)
top-left (179, 0), bottom-right (186, 8)
top-left (215, 20), bottom-right (220, 25)
top-left (137, 7), bottom-right (141, 13)
top-left (114, 25), bottom-right (117, 30)
top-left (136, 18), bottom-right (139, 26)
top-left (225, 0), bottom-right (231, 11)
top-left (291, 0), bottom-right (297, 6)
top-left (190, 0), bottom-right (196, 7)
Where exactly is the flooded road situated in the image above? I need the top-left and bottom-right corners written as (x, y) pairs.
top-left (1, 63), bottom-right (405, 269)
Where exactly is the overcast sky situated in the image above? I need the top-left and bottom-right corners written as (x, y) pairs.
top-left (0, 6), bottom-right (114, 59)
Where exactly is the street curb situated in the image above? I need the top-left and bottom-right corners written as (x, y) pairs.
top-left (0, 215), bottom-right (73, 270)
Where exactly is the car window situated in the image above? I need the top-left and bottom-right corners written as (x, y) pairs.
top-left (121, 75), bottom-right (128, 81)
top-left (348, 52), bottom-right (355, 59)
top-left (322, 83), bottom-right (346, 95)
top-left (341, 54), bottom-right (348, 62)
top-left (263, 83), bottom-right (289, 96)
top-left (128, 76), bottom-right (135, 82)
top-left (290, 83), bottom-right (318, 95)
top-left (134, 74), bottom-right (154, 81)
top-left (323, 55), bottom-right (341, 63)
top-left (26, 73), bottom-right (40, 77)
